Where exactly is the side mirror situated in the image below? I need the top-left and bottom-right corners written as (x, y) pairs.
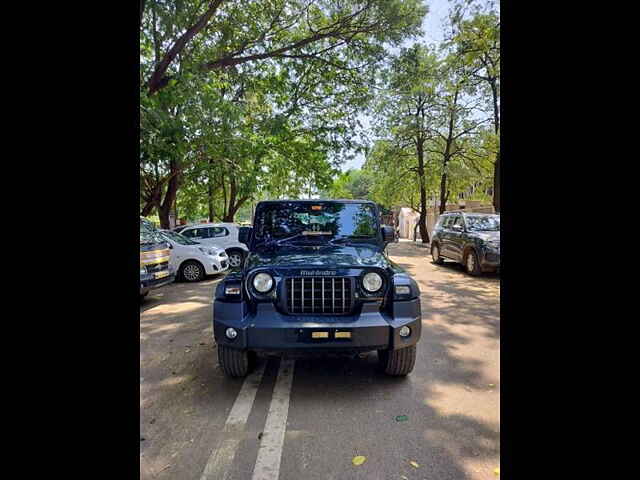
top-left (166, 242), bottom-right (173, 249)
top-left (238, 226), bottom-right (253, 246)
top-left (381, 225), bottom-right (395, 243)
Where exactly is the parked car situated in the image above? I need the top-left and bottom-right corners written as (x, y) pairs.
top-left (213, 199), bottom-right (422, 378)
top-left (430, 211), bottom-right (500, 276)
top-left (172, 224), bottom-right (190, 234)
top-left (140, 218), bottom-right (175, 299)
top-left (178, 222), bottom-right (249, 269)
top-left (158, 229), bottom-right (229, 282)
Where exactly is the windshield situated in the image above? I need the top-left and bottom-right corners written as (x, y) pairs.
top-left (465, 215), bottom-right (500, 232)
top-left (160, 230), bottom-right (199, 246)
top-left (140, 222), bottom-right (165, 245)
top-left (254, 202), bottom-right (379, 244)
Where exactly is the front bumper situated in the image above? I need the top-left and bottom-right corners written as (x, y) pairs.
top-left (204, 254), bottom-right (230, 275)
top-left (480, 248), bottom-right (500, 271)
top-left (140, 272), bottom-right (175, 295)
top-left (213, 299), bottom-right (421, 352)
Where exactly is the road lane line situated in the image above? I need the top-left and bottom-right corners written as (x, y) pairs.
top-left (199, 362), bottom-right (266, 480)
top-left (252, 358), bottom-right (296, 480)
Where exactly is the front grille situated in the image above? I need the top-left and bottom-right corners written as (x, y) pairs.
top-left (285, 277), bottom-right (353, 315)
top-left (146, 262), bottom-right (168, 273)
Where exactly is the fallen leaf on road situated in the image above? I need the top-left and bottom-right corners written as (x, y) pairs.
top-left (409, 461), bottom-right (419, 468)
top-left (352, 456), bottom-right (366, 466)
top-left (494, 467), bottom-right (500, 475)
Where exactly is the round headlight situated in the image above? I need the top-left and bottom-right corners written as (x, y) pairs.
top-left (362, 272), bottom-right (383, 292)
top-left (253, 273), bottom-right (274, 293)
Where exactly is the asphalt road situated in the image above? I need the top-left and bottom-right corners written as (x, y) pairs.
top-left (140, 240), bottom-right (500, 479)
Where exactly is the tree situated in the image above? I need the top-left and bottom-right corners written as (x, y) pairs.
top-left (323, 169), bottom-right (374, 199)
top-left (449, 5), bottom-right (500, 211)
top-left (372, 44), bottom-right (441, 243)
top-left (141, 0), bottom-right (427, 95)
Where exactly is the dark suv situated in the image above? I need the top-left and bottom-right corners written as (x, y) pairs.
top-left (430, 211), bottom-right (500, 276)
top-left (213, 200), bottom-right (422, 378)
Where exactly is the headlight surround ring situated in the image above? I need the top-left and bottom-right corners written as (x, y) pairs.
top-left (362, 271), bottom-right (383, 293)
top-left (252, 272), bottom-right (274, 293)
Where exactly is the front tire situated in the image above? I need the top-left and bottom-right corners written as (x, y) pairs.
top-left (227, 249), bottom-right (245, 268)
top-left (464, 249), bottom-right (482, 276)
top-left (218, 345), bottom-right (252, 377)
top-left (180, 260), bottom-right (205, 282)
top-left (431, 243), bottom-right (444, 264)
top-left (378, 345), bottom-right (416, 376)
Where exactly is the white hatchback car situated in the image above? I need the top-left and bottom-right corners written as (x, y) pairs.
top-left (178, 223), bottom-right (249, 268)
top-left (159, 230), bottom-right (229, 282)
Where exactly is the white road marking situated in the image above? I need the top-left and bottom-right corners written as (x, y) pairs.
top-left (199, 362), bottom-right (266, 480)
top-left (252, 358), bottom-right (296, 480)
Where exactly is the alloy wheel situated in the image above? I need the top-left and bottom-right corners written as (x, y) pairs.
top-left (228, 253), bottom-right (242, 267)
top-left (183, 263), bottom-right (202, 281)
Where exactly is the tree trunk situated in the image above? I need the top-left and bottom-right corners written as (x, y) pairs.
top-left (141, 201), bottom-right (155, 217)
top-left (140, 0), bottom-right (145, 29)
top-left (439, 170), bottom-right (448, 215)
top-left (158, 160), bottom-right (179, 229)
top-left (490, 79), bottom-right (500, 213)
top-left (493, 150), bottom-right (500, 213)
top-left (140, 183), bottom-right (162, 217)
top-left (416, 141), bottom-right (430, 243)
top-left (208, 159), bottom-right (214, 222)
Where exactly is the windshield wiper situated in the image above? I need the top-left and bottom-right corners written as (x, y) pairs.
top-left (262, 231), bottom-right (332, 247)
top-left (329, 235), bottom-right (374, 245)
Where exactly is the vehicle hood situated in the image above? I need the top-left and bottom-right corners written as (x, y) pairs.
top-left (470, 231), bottom-right (500, 242)
top-left (246, 244), bottom-right (389, 270)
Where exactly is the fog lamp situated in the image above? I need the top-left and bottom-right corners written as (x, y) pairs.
top-left (399, 326), bottom-right (411, 338)
top-left (225, 328), bottom-right (238, 339)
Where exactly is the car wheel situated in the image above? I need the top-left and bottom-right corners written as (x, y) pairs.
top-left (218, 345), bottom-right (252, 377)
top-left (431, 243), bottom-right (444, 265)
top-left (377, 345), bottom-right (416, 376)
top-left (464, 249), bottom-right (482, 276)
top-left (180, 261), bottom-right (205, 282)
top-left (227, 249), bottom-right (245, 268)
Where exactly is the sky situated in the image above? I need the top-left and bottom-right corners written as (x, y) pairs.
top-left (340, 0), bottom-right (450, 172)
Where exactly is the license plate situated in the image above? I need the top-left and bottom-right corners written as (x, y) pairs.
top-left (154, 271), bottom-right (169, 279)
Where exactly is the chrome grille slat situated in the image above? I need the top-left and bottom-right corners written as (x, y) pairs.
top-left (332, 278), bottom-right (335, 311)
top-left (286, 276), bottom-right (352, 315)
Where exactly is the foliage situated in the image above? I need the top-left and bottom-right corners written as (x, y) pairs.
top-left (140, 0), bottom-right (428, 226)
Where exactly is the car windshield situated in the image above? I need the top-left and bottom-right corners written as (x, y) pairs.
top-left (140, 225), bottom-right (165, 245)
top-left (465, 215), bottom-right (500, 232)
top-left (161, 230), bottom-right (199, 245)
top-left (254, 202), bottom-right (378, 244)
